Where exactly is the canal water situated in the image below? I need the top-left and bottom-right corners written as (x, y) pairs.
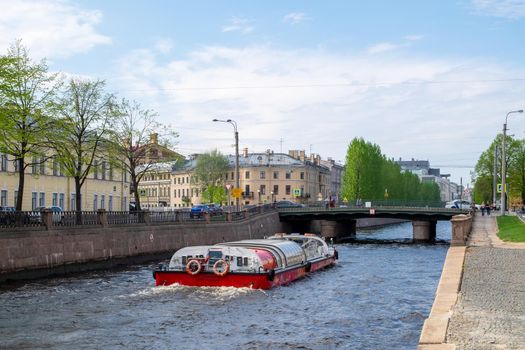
top-left (0, 222), bottom-right (449, 349)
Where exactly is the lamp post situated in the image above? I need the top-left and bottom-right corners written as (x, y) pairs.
top-left (501, 109), bottom-right (523, 215)
top-left (213, 118), bottom-right (240, 211)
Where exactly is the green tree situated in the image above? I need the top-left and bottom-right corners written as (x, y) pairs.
top-left (54, 78), bottom-right (115, 212)
top-left (192, 150), bottom-right (229, 204)
top-left (107, 99), bottom-right (180, 211)
top-left (0, 41), bottom-right (62, 210)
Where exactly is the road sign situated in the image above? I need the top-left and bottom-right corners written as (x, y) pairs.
top-left (497, 183), bottom-right (507, 193)
top-left (293, 188), bottom-right (301, 197)
top-left (231, 188), bottom-right (243, 198)
top-left (369, 208), bottom-right (375, 215)
top-left (225, 184), bottom-right (232, 191)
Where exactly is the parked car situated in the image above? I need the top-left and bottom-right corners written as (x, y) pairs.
top-left (0, 206), bottom-right (16, 225)
top-left (29, 206), bottom-right (64, 223)
top-left (190, 204), bottom-right (211, 218)
top-left (445, 200), bottom-right (472, 210)
top-left (208, 204), bottom-right (224, 216)
top-left (275, 200), bottom-right (305, 209)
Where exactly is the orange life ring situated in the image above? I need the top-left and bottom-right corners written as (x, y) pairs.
top-left (185, 259), bottom-right (202, 275)
top-left (212, 259), bottom-right (230, 276)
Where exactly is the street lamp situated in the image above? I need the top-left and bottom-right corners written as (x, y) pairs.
top-left (213, 118), bottom-right (240, 211)
top-left (501, 109), bottom-right (523, 215)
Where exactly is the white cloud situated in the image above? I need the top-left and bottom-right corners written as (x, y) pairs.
top-left (221, 17), bottom-right (254, 34)
top-left (367, 42), bottom-right (399, 54)
top-left (154, 38), bottom-right (174, 54)
top-left (471, 0), bottom-right (525, 19)
top-left (0, 0), bottom-right (111, 60)
top-left (283, 12), bottom-right (310, 24)
top-left (112, 45), bottom-right (525, 185)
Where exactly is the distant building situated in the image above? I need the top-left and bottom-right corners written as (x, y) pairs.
top-left (395, 158), bottom-right (462, 202)
top-left (138, 149), bottom-right (342, 208)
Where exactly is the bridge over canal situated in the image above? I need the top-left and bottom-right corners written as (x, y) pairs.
top-left (277, 206), bottom-right (471, 242)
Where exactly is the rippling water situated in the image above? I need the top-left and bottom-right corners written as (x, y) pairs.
top-left (0, 222), bottom-right (449, 349)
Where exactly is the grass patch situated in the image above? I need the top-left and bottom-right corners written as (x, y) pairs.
top-left (497, 216), bottom-right (525, 242)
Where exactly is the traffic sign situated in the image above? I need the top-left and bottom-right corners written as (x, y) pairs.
top-left (231, 188), bottom-right (243, 198)
top-left (497, 183), bottom-right (507, 193)
top-left (225, 184), bottom-right (232, 190)
top-left (293, 188), bottom-right (301, 197)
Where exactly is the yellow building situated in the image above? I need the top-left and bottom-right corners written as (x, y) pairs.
top-left (138, 149), bottom-right (333, 209)
top-left (0, 153), bottom-right (130, 211)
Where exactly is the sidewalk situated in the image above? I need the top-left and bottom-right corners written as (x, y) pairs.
top-left (445, 213), bottom-right (525, 349)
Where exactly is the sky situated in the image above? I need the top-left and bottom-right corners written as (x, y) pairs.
top-left (1, 0), bottom-right (525, 187)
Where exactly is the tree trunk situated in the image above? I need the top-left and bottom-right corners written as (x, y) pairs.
top-left (16, 158), bottom-right (25, 211)
top-left (131, 172), bottom-right (141, 211)
top-left (75, 176), bottom-right (82, 224)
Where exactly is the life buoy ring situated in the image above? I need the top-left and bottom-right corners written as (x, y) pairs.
top-left (212, 259), bottom-right (229, 276)
top-left (185, 259), bottom-right (202, 275)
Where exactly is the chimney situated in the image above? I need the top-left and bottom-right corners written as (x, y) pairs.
top-left (243, 147), bottom-right (249, 157)
top-left (150, 133), bottom-right (159, 144)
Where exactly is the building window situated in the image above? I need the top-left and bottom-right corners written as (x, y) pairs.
top-left (93, 160), bottom-right (99, 179)
top-left (52, 156), bottom-right (58, 176)
top-left (93, 194), bottom-right (98, 210)
top-left (109, 164), bottom-right (114, 181)
top-left (186, 176), bottom-right (189, 183)
top-left (245, 185), bottom-right (250, 194)
top-left (0, 154), bottom-right (7, 172)
top-left (40, 158), bottom-right (46, 175)
top-left (60, 162), bottom-right (65, 176)
top-left (178, 189), bottom-right (181, 197)
top-left (101, 161), bottom-right (107, 180)
top-left (32, 156), bottom-right (38, 174)
top-left (32, 192), bottom-right (37, 210)
top-left (300, 172), bottom-right (305, 180)
top-left (0, 190), bottom-right (7, 206)
top-left (13, 159), bottom-right (19, 172)
top-left (70, 193), bottom-right (76, 211)
top-left (231, 172), bottom-right (234, 180)
top-left (273, 185), bottom-right (279, 195)
top-left (173, 189), bottom-right (177, 198)
top-left (273, 171), bottom-right (279, 179)
top-left (123, 170), bottom-right (128, 183)
top-left (39, 192), bottom-right (45, 207)
top-left (101, 195), bottom-right (105, 209)
top-left (286, 185), bottom-right (291, 195)
top-left (108, 195), bottom-right (113, 211)
top-left (14, 190), bottom-right (18, 208)
top-left (259, 171), bottom-right (266, 179)
top-left (52, 193), bottom-right (58, 206)
top-left (59, 193), bottom-right (64, 209)
top-left (260, 185), bottom-right (266, 195)
top-left (123, 196), bottom-right (127, 211)
top-left (286, 171), bottom-right (291, 179)
top-left (245, 171), bottom-right (250, 179)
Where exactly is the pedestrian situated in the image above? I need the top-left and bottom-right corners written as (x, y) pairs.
top-left (485, 201), bottom-right (491, 216)
top-left (481, 202), bottom-right (485, 216)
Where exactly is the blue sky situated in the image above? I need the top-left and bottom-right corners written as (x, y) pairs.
top-left (2, 0), bottom-right (525, 186)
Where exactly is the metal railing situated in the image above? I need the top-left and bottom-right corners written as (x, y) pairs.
top-left (0, 205), bottom-right (279, 231)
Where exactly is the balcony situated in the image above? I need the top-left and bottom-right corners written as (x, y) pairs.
top-left (242, 191), bottom-right (255, 199)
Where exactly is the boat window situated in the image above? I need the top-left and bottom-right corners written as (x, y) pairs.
top-left (243, 257), bottom-right (249, 266)
top-left (237, 257), bottom-right (243, 266)
top-left (182, 256), bottom-right (187, 265)
top-left (209, 251), bottom-right (222, 260)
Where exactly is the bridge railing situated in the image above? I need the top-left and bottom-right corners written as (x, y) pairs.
top-left (305, 199), bottom-right (445, 209)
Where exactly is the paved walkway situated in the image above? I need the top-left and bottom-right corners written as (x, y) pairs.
top-left (446, 213), bottom-right (525, 349)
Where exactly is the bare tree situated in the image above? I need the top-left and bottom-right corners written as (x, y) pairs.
top-left (55, 78), bottom-right (115, 213)
top-left (0, 41), bottom-right (61, 210)
top-left (107, 99), bottom-right (179, 211)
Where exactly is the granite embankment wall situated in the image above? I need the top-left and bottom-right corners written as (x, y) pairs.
top-left (0, 212), bottom-right (283, 282)
top-left (0, 214), bottom-right (409, 282)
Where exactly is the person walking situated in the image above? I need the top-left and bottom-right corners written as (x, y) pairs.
top-left (485, 201), bottom-right (491, 216)
top-left (481, 202), bottom-right (486, 216)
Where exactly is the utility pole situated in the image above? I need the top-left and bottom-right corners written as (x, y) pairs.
top-left (493, 146), bottom-right (498, 207)
top-left (501, 110), bottom-right (524, 215)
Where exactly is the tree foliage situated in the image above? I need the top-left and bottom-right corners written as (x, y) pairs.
top-left (341, 137), bottom-right (441, 203)
top-left (107, 99), bottom-right (180, 211)
top-left (0, 41), bottom-right (62, 210)
top-left (192, 150), bottom-right (229, 204)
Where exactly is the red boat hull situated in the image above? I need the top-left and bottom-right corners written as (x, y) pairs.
top-left (155, 255), bottom-right (336, 289)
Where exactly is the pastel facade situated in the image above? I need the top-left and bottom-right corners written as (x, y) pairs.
top-left (0, 153), bottom-right (130, 211)
top-left (139, 150), bottom-right (338, 209)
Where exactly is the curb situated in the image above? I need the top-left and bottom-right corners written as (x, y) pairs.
top-left (418, 246), bottom-right (466, 349)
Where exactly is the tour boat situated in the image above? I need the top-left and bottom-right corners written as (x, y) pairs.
top-left (153, 233), bottom-right (338, 289)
